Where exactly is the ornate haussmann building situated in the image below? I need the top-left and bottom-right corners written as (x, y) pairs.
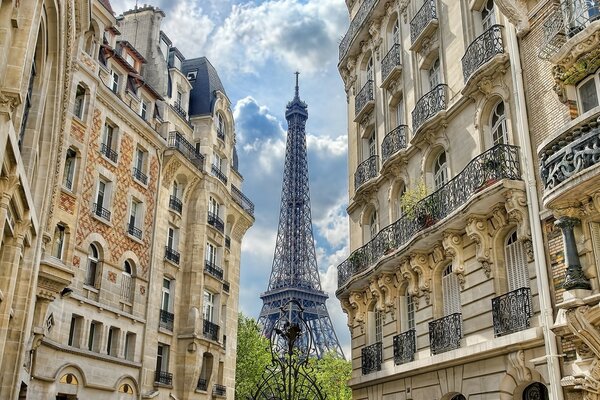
top-left (337, 0), bottom-right (600, 399)
top-left (0, 1), bottom-right (253, 399)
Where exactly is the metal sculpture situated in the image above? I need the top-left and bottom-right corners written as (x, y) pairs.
top-left (251, 300), bottom-right (326, 400)
top-left (258, 73), bottom-right (343, 358)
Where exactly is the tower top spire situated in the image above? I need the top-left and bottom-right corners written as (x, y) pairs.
top-left (295, 71), bottom-right (300, 99)
top-left (286, 71), bottom-right (307, 119)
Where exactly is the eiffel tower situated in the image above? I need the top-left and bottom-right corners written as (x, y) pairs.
top-left (258, 73), bottom-right (344, 358)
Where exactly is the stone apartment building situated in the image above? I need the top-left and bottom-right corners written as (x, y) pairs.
top-left (0, 1), bottom-right (253, 399)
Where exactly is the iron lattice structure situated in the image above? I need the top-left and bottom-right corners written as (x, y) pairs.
top-left (258, 74), bottom-right (344, 358)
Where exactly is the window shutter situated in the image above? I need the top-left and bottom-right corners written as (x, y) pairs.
top-left (590, 222), bottom-right (600, 273)
top-left (506, 235), bottom-right (529, 291)
top-left (442, 266), bottom-right (461, 316)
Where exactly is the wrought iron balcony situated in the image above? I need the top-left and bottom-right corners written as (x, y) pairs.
top-left (540, 0), bottom-right (600, 59)
top-left (492, 287), bottom-right (532, 337)
top-left (127, 223), bottom-right (142, 239)
top-left (203, 319), bottom-right (219, 341)
top-left (412, 84), bottom-right (448, 135)
top-left (232, 185), bottom-right (255, 216)
top-left (167, 131), bottom-right (205, 173)
top-left (462, 25), bottom-right (505, 83)
top-left (159, 309), bottom-right (174, 331)
top-left (100, 142), bottom-right (118, 163)
top-left (196, 378), bottom-right (208, 391)
top-left (354, 155), bottom-right (379, 190)
top-left (208, 211), bottom-right (225, 233)
top-left (381, 125), bottom-right (408, 163)
top-left (211, 164), bottom-right (228, 185)
top-left (205, 259), bottom-right (224, 280)
top-left (429, 313), bottom-right (462, 355)
top-left (539, 116), bottom-right (600, 195)
top-left (213, 384), bottom-right (227, 397)
top-left (154, 370), bottom-right (173, 386)
top-left (381, 44), bottom-right (402, 87)
top-left (339, 0), bottom-right (378, 61)
top-left (92, 203), bottom-right (111, 221)
top-left (393, 329), bottom-right (416, 365)
top-left (355, 80), bottom-right (374, 121)
top-left (361, 342), bottom-right (382, 375)
top-left (338, 144), bottom-right (521, 288)
top-left (132, 167), bottom-right (148, 185)
top-left (164, 246), bottom-right (180, 265)
top-left (410, 0), bottom-right (438, 46)
top-left (225, 235), bottom-right (231, 249)
top-left (223, 281), bottom-right (230, 293)
top-left (172, 101), bottom-right (188, 120)
top-left (169, 195), bottom-right (183, 213)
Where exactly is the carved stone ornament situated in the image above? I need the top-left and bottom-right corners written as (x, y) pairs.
top-left (442, 231), bottom-right (466, 288)
top-left (410, 252), bottom-right (432, 305)
top-left (504, 189), bottom-right (531, 242)
top-left (377, 272), bottom-right (398, 314)
top-left (340, 297), bottom-right (356, 328)
top-left (494, 0), bottom-right (530, 36)
top-left (507, 350), bottom-right (533, 384)
top-left (369, 277), bottom-right (384, 312)
top-left (396, 258), bottom-right (420, 309)
top-left (0, 90), bottom-right (21, 115)
top-left (349, 290), bottom-right (368, 332)
top-left (465, 216), bottom-right (493, 278)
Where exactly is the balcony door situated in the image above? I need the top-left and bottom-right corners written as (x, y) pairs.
top-left (442, 264), bottom-right (461, 316)
top-left (481, 0), bottom-right (496, 31)
top-left (366, 57), bottom-right (374, 83)
top-left (505, 231), bottom-right (529, 291)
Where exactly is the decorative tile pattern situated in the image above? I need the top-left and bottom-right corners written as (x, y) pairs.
top-left (59, 192), bottom-right (76, 214)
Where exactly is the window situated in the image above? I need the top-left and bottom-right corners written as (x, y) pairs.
top-left (100, 122), bottom-right (118, 162)
top-left (140, 99), bottom-right (148, 120)
top-left (369, 211), bottom-right (378, 240)
top-left (392, 18), bottom-right (400, 45)
top-left (206, 242), bottom-right (219, 269)
top-left (481, 0), bottom-right (496, 30)
top-left (442, 264), bottom-right (461, 316)
top-left (578, 74), bottom-right (599, 114)
top-left (187, 70), bottom-right (198, 80)
top-left (368, 134), bottom-right (377, 157)
top-left (156, 343), bottom-right (170, 373)
top-left (63, 148), bottom-right (76, 190)
top-left (74, 84), bottom-right (86, 119)
top-left (88, 321), bottom-right (102, 352)
top-left (209, 197), bottom-right (220, 217)
top-left (167, 226), bottom-right (178, 252)
top-left (366, 57), bottom-right (374, 82)
top-left (505, 231), bottom-right (529, 291)
top-left (124, 332), bottom-right (136, 361)
top-left (133, 147), bottom-right (147, 184)
top-left (68, 315), bottom-right (83, 347)
top-left (107, 326), bottom-right (120, 356)
top-left (434, 151), bottom-right (448, 189)
top-left (94, 178), bottom-right (111, 220)
top-left (217, 113), bottom-right (226, 139)
top-left (374, 309), bottom-right (384, 343)
top-left (160, 37), bottom-right (169, 61)
top-left (203, 290), bottom-right (215, 322)
top-left (128, 199), bottom-right (143, 239)
top-left (125, 52), bottom-right (135, 68)
top-left (121, 260), bottom-right (134, 303)
top-left (176, 90), bottom-right (182, 107)
top-left (406, 293), bottom-right (415, 331)
top-left (171, 181), bottom-right (180, 200)
top-left (110, 70), bottom-right (119, 93)
top-left (52, 224), bottom-right (66, 259)
top-left (395, 99), bottom-right (404, 127)
top-left (19, 58), bottom-right (36, 149)
top-left (85, 244), bottom-right (100, 288)
top-left (161, 278), bottom-right (172, 312)
top-left (428, 58), bottom-right (440, 90)
top-left (491, 101), bottom-right (508, 146)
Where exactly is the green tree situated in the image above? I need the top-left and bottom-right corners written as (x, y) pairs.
top-left (311, 352), bottom-right (352, 400)
top-left (235, 313), bottom-right (271, 399)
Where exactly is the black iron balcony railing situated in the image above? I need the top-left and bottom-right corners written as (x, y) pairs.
top-left (232, 185), bottom-right (255, 216)
top-left (154, 370), bottom-right (173, 386)
top-left (223, 281), bottom-right (230, 293)
top-left (393, 329), bottom-right (416, 365)
top-left (339, 0), bottom-right (378, 61)
top-left (132, 167), bottom-right (148, 185)
top-left (211, 164), bottom-right (228, 185)
top-left (225, 235), bottom-right (231, 249)
top-left (338, 144), bottom-right (521, 288)
top-left (539, 116), bottom-right (600, 192)
top-left (92, 203), bottom-right (111, 221)
top-left (492, 287), bottom-right (532, 337)
top-left (462, 25), bottom-right (505, 83)
top-left (203, 319), bottom-right (219, 341)
top-left (208, 211), bottom-right (225, 233)
top-left (382, 43), bottom-right (402, 84)
top-left (100, 142), bottom-right (118, 163)
top-left (355, 80), bottom-right (374, 118)
top-left (410, 0), bottom-right (437, 44)
top-left (172, 101), bottom-right (188, 120)
top-left (197, 378), bottom-right (208, 391)
top-left (205, 259), bottom-right (224, 280)
top-left (412, 84), bottom-right (448, 134)
top-left (381, 125), bottom-right (408, 162)
top-left (217, 129), bottom-right (225, 141)
top-left (429, 313), bottom-right (462, 355)
top-left (168, 131), bottom-right (205, 173)
top-left (164, 246), bottom-right (180, 265)
top-left (169, 195), bottom-right (183, 213)
top-left (355, 155), bottom-right (379, 190)
top-left (361, 342), bottom-right (382, 375)
top-left (159, 309), bottom-right (174, 331)
top-left (128, 223), bottom-right (142, 239)
top-left (213, 384), bottom-right (227, 397)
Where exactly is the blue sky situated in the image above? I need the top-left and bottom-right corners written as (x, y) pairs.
top-left (112, 0), bottom-right (352, 356)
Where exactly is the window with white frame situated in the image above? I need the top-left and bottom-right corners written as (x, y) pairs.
top-left (368, 133), bottom-right (377, 157)
top-left (206, 242), bottom-right (219, 270)
top-left (392, 18), bottom-right (400, 45)
top-left (110, 70), bottom-right (119, 93)
top-left (128, 199), bottom-right (143, 238)
top-left (369, 210), bottom-right (378, 240)
top-left (101, 122), bottom-right (118, 161)
top-left (94, 178), bottom-right (111, 219)
top-left (366, 57), bottom-right (374, 83)
top-left (124, 332), bottom-right (136, 361)
top-left (434, 151), bottom-right (448, 189)
top-left (172, 181), bottom-right (180, 200)
top-left (140, 99), bottom-right (148, 120)
top-left (68, 315), bottom-right (83, 347)
top-left (428, 58), bottom-right (441, 90)
top-left (161, 278), bottom-right (172, 312)
top-left (167, 226), bottom-right (178, 252)
top-left (209, 197), bottom-right (220, 217)
top-left (121, 260), bottom-right (134, 303)
top-left (491, 101), bottom-right (508, 146)
top-left (442, 264), bottom-right (461, 316)
top-left (156, 343), bottom-right (170, 373)
top-left (85, 244), bottom-right (100, 288)
top-left (505, 230), bottom-right (530, 291)
top-left (63, 148), bottom-right (77, 190)
top-left (395, 98), bottom-right (404, 127)
top-left (406, 293), bottom-right (415, 331)
top-left (88, 321), bottom-right (102, 352)
top-left (176, 90), bottom-right (183, 107)
top-left (52, 224), bottom-right (66, 260)
top-left (577, 73), bottom-right (600, 114)
top-left (74, 84), bottom-right (86, 120)
top-left (374, 309), bottom-right (384, 343)
top-left (107, 326), bottom-right (120, 356)
top-left (217, 112), bottom-right (226, 139)
top-left (125, 52), bottom-right (135, 68)
top-left (203, 290), bottom-right (215, 322)
top-left (133, 146), bottom-right (147, 183)
top-left (481, 0), bottom-right (496, 31)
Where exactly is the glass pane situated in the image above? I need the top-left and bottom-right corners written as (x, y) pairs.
top-left (579, 78), bottom-right (599, 113)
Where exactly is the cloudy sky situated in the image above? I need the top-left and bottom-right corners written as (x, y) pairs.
top-left (111, 0), bottom-right (352, 356)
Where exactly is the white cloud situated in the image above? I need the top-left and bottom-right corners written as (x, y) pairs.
top-left (306, 134), bottom-right (347, 157)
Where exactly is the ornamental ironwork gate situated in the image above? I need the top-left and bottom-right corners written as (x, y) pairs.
top-left (250, 300), bottom-right (326, 400)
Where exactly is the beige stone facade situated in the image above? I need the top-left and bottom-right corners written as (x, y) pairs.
top-left (0, 1), bottom-right (253, 399)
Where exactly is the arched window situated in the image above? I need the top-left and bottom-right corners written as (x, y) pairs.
top-left (396, 184), bottom-right (406, 219)
top-left (523, 382), bottom-right (549, 400)
top-left (490, 101), bottom-right (508, 146)
top-left (428, 58), bottom-right (440, 90)
top-left (216, 112), bottom-right (226, 140)
top-left (505, 231), bottom-right (529, 291)
top-left (481, 0), bottom-right (496, 30)
top-left (198, 352), bottom-right (214, 391)
top-left (121, 260), bottom-right (135, 303)
top-left (366, 56), bottom-right (374, 82)
top-left (451, 395), bottom-right (466, 400)
top-left (442, 264), bottom-right (460, 316)
top-left (392, 18), bottom-right (400, 45)
top-left (434, 151), bottom-right (448, 189)
top-left (63, 148), bottom-right (77, 190)
top-left (52, 224), bottom-right (66, 260)
top-left (86, 244), bottom-right (100, 288)
top-left (369, 210), bottom-right (378, 240)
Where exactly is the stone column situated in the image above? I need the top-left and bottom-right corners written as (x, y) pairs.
top-left (555, 217), bottom-right (591, 291)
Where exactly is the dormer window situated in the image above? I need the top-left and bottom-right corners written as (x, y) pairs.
top-left (187, 70), bottom-right (198, 81)
top-left (125, 52), bottom-right (135, 68)
top-left (110, 70), bottom-right (119, 94)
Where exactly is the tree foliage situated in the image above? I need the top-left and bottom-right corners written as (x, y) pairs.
top-left (235, 313), bottom-right (352, 400)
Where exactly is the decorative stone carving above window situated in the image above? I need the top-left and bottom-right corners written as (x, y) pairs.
top-left (494, 0), bottom-right (530, 36)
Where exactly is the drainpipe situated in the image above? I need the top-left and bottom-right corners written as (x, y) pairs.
top-left (506, 24), bottom-right (564, 399)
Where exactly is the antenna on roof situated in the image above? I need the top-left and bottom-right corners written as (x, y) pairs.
top-left (294, 71), bottom-right (300, 98)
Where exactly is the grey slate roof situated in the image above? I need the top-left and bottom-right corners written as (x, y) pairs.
top-left (182, 57), bottom-right (227, 117)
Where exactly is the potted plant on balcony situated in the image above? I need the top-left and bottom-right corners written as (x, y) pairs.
top-left (478, 158), bottom-right (501, 190)
top-left (400, 179), bottom-right (436, 227)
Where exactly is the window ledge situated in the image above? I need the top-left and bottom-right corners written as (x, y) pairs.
top-left (132, 176), bottom-right (149, 189)
top-left (127, 232), bottom-right (144, 244)
top-left (92, 213), bottom-right (112, 227)
top-left (83, 284), bottom-right (99, 293)
top-left (158, 327), bottom-right (174, 336)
